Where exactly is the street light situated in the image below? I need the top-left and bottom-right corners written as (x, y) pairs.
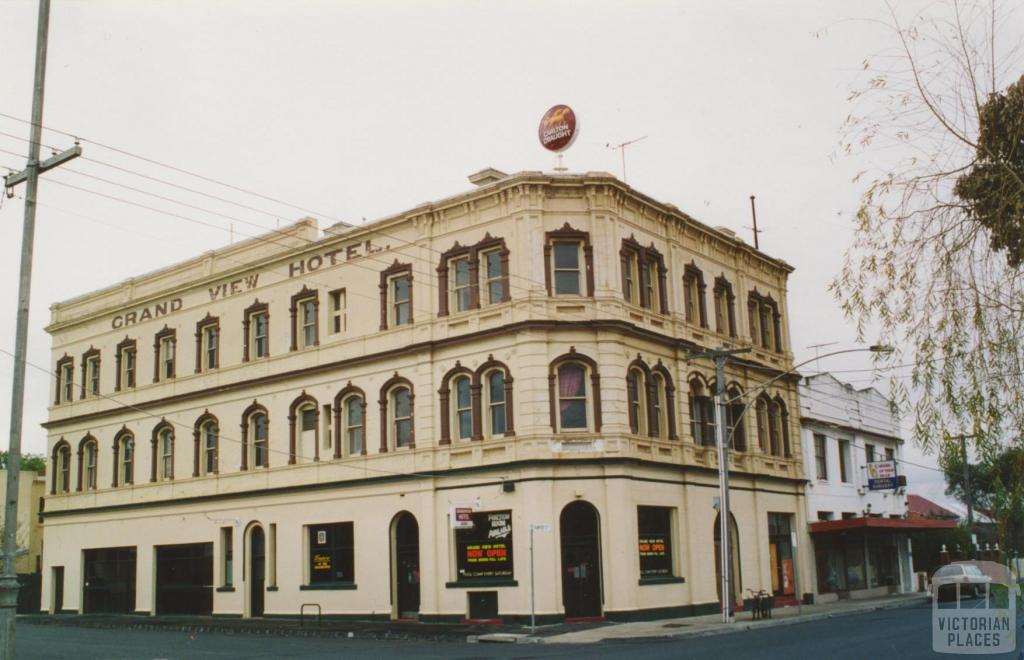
top-left (690, 343), bottom-right (893, 624)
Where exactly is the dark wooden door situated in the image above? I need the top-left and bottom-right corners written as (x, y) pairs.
top-left (560, 501), bottom-right (602, 618)
top-left (53, 566), bottom-right (64, 613)
top-left (250, 527), bottom-right (265, 617)
top-left (394, 513), bottom-right (420, 617)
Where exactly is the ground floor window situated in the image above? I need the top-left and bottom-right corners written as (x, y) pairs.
top-left (454, 510), bottom-right (514, 582)
top-left (308, 522), bottom-right (354, 585)
top-left (82, 546), bottom-right (136, 614)
top-left (637, 506), bottom-right (675, 579)
top-left (815, 532), bottom-right (899, 593)
top-left (767, 512), bottom-right (795, 597)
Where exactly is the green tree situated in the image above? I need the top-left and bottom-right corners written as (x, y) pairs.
top-left (0, 452), bottom-right (47, 473)
top-left (830, 0), bottom-right (1024, 459)
top-left (943, 446), bottom-right (1024, 555)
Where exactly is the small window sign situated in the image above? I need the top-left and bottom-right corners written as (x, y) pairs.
top-left (317, 530), bottom-right (327, 545)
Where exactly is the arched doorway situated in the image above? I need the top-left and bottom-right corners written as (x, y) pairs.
top-left (247, 525), bottom-right (265, 617)
top-left (391, 512), bottom-right (420, 619)
top-left (559, 501), bottom-right (602, 619)
top-left (713, 512), bottom-right (742, 611)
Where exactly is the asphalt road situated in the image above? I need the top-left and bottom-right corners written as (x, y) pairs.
top-left (16, 602), bottom-right (1023, 659)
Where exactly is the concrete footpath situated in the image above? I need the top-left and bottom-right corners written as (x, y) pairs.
top-left (528, 592), bottom-right (928, 644)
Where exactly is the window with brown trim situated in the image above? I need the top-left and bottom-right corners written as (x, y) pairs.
top-left (114, 431), bottom-right (134, 487)
top-left (55, 355), bottom-right (74, 404)
top-left (151, 424), bottom-right (175, 481)
top-left (115, 337), bottom-right (137, 391)
top-left (242, 300), bottom-right (270, 361)
top-left (290, 286), bottom-right (320, 351)
top-left (727, 386), bottom-right (746, 451)
top-left (544, 224), bottom-right (594, 297)
top-left (713, 276), bottom-right (737, 337)
top-left (80, 348), bottom-right (101, 399)
top-left (81, 437), bottom-right (98, 491)
top-left (240, 402), bottom-right (269, 470)
top-left (748, 292), bottom-right (783, 352)
top-left (683, 264), bottom-right (708, 328)
top-left (288, 392), bottom-right (320, 464)
top-left (688, 377), bottom-right (715, 446)
top-left (437, 235), bottom-right (510, 317)
top-left (195, 314), bottom-right (219, 373)
top-left (153, 326), bottom-right (176, 383)
top-left (548, 349), bottom-right (601, 432)
top-left (379, 262), bottom-right (413, 330)
top-left (51, 441), bottom-right (71, 494)
top-left (620, 238), bottom-right (668, 313)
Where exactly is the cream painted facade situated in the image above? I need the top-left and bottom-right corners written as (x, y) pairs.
top-left (41, 169), bottom-right (812, 621)
top-left (0, 470), bottom-right (46, 575)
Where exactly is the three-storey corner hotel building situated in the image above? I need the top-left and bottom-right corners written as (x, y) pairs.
top-left (42, 168), bottom-right (811, 621)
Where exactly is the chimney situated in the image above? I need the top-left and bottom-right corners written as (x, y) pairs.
top-left (468, 167), bottom-right (508, 187)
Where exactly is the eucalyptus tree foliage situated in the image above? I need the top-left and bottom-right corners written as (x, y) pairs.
top-left (830, 1), bottom-right (1024, 458)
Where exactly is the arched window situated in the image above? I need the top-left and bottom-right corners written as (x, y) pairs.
top-left (157, 427), bottom-right (174, 481)
top-left (484, 370), bottom-right (507, 437)
top-left (252, 413), bottom-right (268, 468)
top-left (78, 436), bottom-right (98, 491)
top-left (51, 440), bottom-right (71, 494)
top-left (767, 398), bottom-right (781, 457)
top-left (333, 384), bottom-right (367, 458)
top-left (683, 264), bottom-right (708, 328)
top-left (756, 396), bottom-right (770, 453)
top-left (549, 351), bottom-right (600, 433)
top-left (202, 421), bottom-right (218, 475)
top-left (392, 387), bottom-right (413, 448)
top-left (116, 430), bottom-right (134, 486)
top-left (452, 376), bottom-right (473, 441)
top-left (379, 375), bottom-right (415, 451)
top-left (774, 396), bottom-right (791, 457)
top-left (627, 368), bottom-right (646, 435)
top-left (726, 386), bottom-right (746, 451)
top-left (688, 377), bottom-right (715, 446)
top-left (344, 395), bottom-right (365, 455)
top-left (651, 364), bottom-right (678, 440)
top-left (288, 393), bottom-right (319, 464)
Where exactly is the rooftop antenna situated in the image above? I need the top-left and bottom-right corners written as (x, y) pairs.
top-left (807, 341), bottom-right (839, 373)
top-left (748, 195), bottom-right (762, 249)
top-left (606, 135), bottom-right (647, 183)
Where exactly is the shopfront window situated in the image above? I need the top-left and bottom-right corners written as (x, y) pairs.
top-left (637, 506), bottom-right (675, 579)
top-left (308, 522), bottom-right (355, 585)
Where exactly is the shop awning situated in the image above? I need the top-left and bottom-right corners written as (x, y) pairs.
top-left (809, 517), bottom-right (957, 534)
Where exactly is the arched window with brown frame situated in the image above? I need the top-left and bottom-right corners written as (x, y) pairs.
top-left (288, 391), bottom-right (320, 464)
top-left (726, 385), bottom-right (747, 451)
top-left (683, 264), bottom-right (708, 328)
top-left (438, 363), bottom-right (475, 445)
top-left (687, 375), bottom-right (715, 446)
top-left (755, 395), bottom-right (771, 453)
top-left (713, 276), bottom-right (737, 337)
top-left (626, 357), bottom-right (652, 436)
top-left (774, 395), bottom-right (792, 457)
top-left (193, 411), bottom-right (219, 476)
top-left (51, 439), bottom-right (71, 495)
top-left (333, 383), bottom-right (367, 458)
top-left (620, 237), bottom-right (669, 313)
top-left (548, 349), bottom-right (602, 433)
top-left (651, 362), bottom-right (678, 440)
top-left (379, 374), bottom-right (415, 451)
top-left (240, 402), bottom-right (270, 470)
top-left (112, 427), bottom-right (134, 487)
top-left (77, 435), bottom-right (99, 492)
top-left (151, 420), bottom-right (175, 482)
top-left (475, 356), bottom-right (514, 439)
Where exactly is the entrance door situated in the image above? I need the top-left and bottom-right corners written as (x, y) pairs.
top-left (714, 513), bottom-right (742, 610)
top-left (559, 501), bottom-right (602, 619)
top-left (83, 547), bottom-right (136, 614)
top-left (52, 566), bottom-right (64, 613)
top-left (249, 527), bottom-right (265, 617)
top-left (393, 512), bottom-right (420, 618)
top-left (767, 513), bottom-right (794, 597)
top-left (155, 543), bottom-right (213, 615)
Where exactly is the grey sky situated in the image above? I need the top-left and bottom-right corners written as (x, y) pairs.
top-left (0, 1), bottom-right (954, 505)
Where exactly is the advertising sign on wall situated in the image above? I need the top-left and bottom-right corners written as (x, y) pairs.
top-left (867, 460), bottom-right (898, 490)
top-left (455, 510), bottom-right (514, 581)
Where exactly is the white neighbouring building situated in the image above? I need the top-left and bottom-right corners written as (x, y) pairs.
top-left (41, 168), bottom-right (814, 622)
top-left (799, 373), bottom-right (953, 601)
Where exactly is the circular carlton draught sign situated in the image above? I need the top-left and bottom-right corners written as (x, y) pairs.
top-left (538, 104), bottom-right (578, 152)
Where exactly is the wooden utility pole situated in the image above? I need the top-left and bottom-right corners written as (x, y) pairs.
top-left (1, 2), bottom-right (80, 656)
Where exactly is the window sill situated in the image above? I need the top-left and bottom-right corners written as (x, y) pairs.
top-left (266, 586), bottom-right (279, 592)
top-left (445, 579), bottom-right (518, 588)
top-left (300, 582), bottom-right (357, 590)
top-left (215, 586), bottom-right (236, 592)
top-left (638, 576), bottom-right (685, 586)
